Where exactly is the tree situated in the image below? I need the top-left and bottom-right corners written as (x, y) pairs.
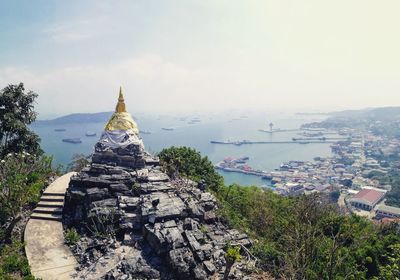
top-left (0, 83), bottom-right (42, 158)
top-left (374, 243), bottom-right (400, 280)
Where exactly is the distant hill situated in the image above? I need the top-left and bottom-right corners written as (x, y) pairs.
top-left (33, 111), bottom-right (113, 125)
top-left (329, 107), bottom-right (400, 121)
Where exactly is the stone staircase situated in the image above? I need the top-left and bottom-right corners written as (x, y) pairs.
top-left (30, 192), bottom-right (65, 221)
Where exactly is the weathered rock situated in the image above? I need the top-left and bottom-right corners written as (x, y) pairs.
top-left (141, 192), bottom-right (186, 222)
top-left (203, 260), bottom-right (216, 275)
top-left (118, 196), bottom-right (140, 211)
top-left (63, 115), bottom-right (253, 279)
top-left (86, 187), bottom-right (110, 202)
top-left (168, 247), bottom-right (196, 279)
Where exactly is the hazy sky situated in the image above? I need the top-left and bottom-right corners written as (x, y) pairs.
top-left (1, 1), bottom-right (400, 117)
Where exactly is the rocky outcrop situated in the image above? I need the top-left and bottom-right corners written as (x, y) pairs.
top-left (64, 124), bottom-right (253, 279)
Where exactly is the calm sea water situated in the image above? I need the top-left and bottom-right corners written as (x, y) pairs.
top-left (31, 112), bottom-right (332, 186)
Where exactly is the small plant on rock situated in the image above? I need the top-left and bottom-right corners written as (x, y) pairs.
top-left (65, 228), bottom-right (80, 245)
top-left (224, 245), bottom-right (241, 280)
top-left (199, 224), bottom-right (207, 234)
top-left (131, 182), bottom-right (140, 193)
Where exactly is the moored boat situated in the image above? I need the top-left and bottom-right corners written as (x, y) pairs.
top-left (62, 138), bottom-right (82, 144)
top-left (85, 132), bottom-right (97, 137)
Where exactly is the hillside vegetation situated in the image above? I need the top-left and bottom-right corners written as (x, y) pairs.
top-left (159, 146), bottom-right (400, 280)
top-left (0, 84), bottom-right (56, 280)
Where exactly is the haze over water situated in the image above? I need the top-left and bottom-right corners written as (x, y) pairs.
top-left (32, 111), bottom-right (332, 186)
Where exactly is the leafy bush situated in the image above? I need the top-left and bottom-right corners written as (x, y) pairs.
top-left (0, 241), bottom-right (35, 279)
top-left (158, 146), bottom-right (224, 192)
top-left (225, 245), bottom-right (241, 263)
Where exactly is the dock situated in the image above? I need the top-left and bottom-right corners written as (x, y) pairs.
top-left (259, 129), bottom-right (300, 133)
top-left (292, 137), bottom-right (349, 141)
top-left (210, 140), bottom-right (339, 145)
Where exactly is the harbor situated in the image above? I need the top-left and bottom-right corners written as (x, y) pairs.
top-left (215, 157), bottom-right (273, 181)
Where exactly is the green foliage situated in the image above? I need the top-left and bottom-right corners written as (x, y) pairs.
top-left (0, 241), bottom-right (36, 279)
top-left (199, 224), bottom-right (207, 234)
top-left (0, 83), bottom-right (50, 280)
top-left (329, 190), bottom-right (341, 203)
top-left (0, 83), bottom-right (42, 158)
top-left (158, 146), bottom-right (400, 279)
top-left (65, 228), bottom-right (80, 245)
top-left (87, 208), bottom-right (119, 238)
top-left (216, 184), bottom-right (400, 279)
top-left (158, 146), bottom-right (223, 192)
top-left (132, 182), bottom-right (140, 191)
top-left (0, 153), bottom-right (53, 225)
top-left (225, 245), bottom-right (241, 263)
top-left (373, 243), bottom-right (400, 280)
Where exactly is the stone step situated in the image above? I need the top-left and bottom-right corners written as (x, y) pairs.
top-left (37, 201), bottom-right (64, 208)
top-left (30, 212), bottom-right (62, 221)
top-left (40, 197), bottom-right (64, 202)
top-left (42, 192), bottom-right (65, 197)
top-left (33, 207), bottom-right (63, 215)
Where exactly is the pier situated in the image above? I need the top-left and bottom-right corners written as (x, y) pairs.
top-left (210, 140), bottom-right (340, 145)
top-left (259, 129), bottom-right (300, 133)
top-left (292, 137), bottom-right (349, 141)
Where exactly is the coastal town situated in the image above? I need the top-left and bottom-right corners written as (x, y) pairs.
top-left (216, 121), bottom-right (400, 223)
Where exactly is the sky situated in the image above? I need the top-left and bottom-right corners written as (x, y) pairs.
top-left (1, 0), bottom-right (400, 118)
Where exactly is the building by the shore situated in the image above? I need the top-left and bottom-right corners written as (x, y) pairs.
top-left (349, 188), bottom-right (385, 211)
top-left (376, 204), bottom-right (400, 219)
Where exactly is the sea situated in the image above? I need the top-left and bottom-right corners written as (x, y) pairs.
top-left (31, 111), bottom-right (332, 187)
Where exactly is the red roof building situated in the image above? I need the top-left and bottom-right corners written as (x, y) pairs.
top-left (350, 189), bottom-right (385, 211)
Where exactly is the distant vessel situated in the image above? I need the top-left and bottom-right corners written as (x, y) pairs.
top-left (139, 130), bottom-right (152, 134)
top-left (85, 132), bottom-right (97, 137)
top-left (162, 127), bottom-right (175, 131)
top-left (188, 118), bottom-right (201, 124)
top-left (62, 138), bottom-right (82, 144)
top-left (54, 128), bottom-right (66, 132)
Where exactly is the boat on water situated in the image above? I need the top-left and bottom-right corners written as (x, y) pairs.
top-left (139, 130), bottom-right (152, 134)
top-left (161, 127), bottom-right (175, 131)
top-left (188, 118), bottom-right (201, 124)
top-left (62, 138), bottom-right (82, 144)
top-left (85, 132), bottom-right (97, 137)
top-left (54, 128), bottom-right (66, 132)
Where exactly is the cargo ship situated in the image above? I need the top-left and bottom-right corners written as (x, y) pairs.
top-left (139, 130), bottom-right (152, 134)
top-left (62, 138), bottom-right (82, 144)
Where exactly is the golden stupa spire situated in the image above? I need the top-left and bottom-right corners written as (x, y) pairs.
top-left (116, 86), bottom-right (126, 113)
top-left (104, 86), bottom-right (139, 133)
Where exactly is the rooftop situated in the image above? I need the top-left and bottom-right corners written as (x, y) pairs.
top-left (376, 204), bottom-right (400, 215)
top-left (351, 189), bottom-right (385, 206)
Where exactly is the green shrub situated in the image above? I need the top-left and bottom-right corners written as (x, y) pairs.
top-left (0, 241), bottom-right (35, 279)
top-left (65, 228), bottom-right (80, 245)
top-left (225, 245), bottom-right (241, 263)
top-left (158, 146), bottom-right (224, 192)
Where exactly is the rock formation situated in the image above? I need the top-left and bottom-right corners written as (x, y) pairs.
top-left (63, 88), bottom-right (253, 279)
